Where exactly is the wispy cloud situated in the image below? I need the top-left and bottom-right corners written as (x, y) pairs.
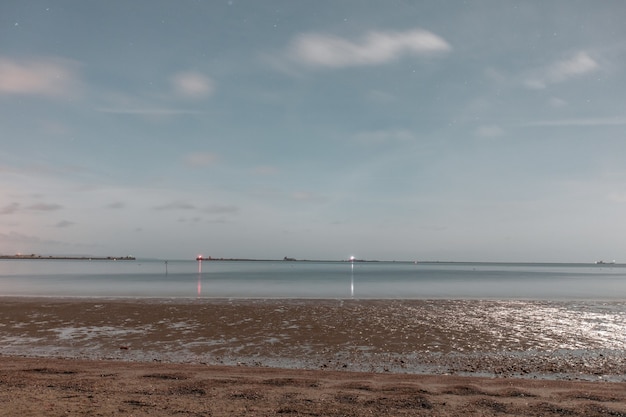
top-left (96, 108), bottom-right (205, 115)
top-left (0, 231), bottom-right (65, 246)
top-left (154, 202), bottom-right (197, 211)
top-left (203, 204), bottom-right (239, 214)
top-left (55, 220), bottom-right (74, 228)
top-left (291, 191), bottom-right (326, 203)
top-left (288, 29), bottom-right (451, 69)
top-left (106, 201), bottom-right (126, 209)
top-left (27, 203), bottom-right (63, 212)
top-left (0, 56), bottom-right (81, 97)
top-left (1, 202), bottom-right (63, 214)
top-left (353, 129), bottom-right (415, 144)
top-left (183, 152), bottom-right (219, 167)
top-left (522, 117), bottom-right (626, 127)
top-left (475, 125), bottom-right (504, 138)
top-left (171, 71), bottom-right (214, 99)
top-left (549, 97), bottom-right (568, 108)
top-left (525, 51), bottom-right (599, 89)
top-left (0, 203), bottom-right (20, 215)
top-left (154, 201), bottom-right (238, 214)
top-left (608, 192), bottom-right (626, 203)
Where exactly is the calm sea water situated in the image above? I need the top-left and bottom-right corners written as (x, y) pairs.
top-left (1, 259), bottom-right (626, 300)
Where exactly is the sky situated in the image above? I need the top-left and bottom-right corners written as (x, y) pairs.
top-left (1, 1), bottom-right (626, 262)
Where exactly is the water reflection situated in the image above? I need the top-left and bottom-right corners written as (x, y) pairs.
top-left (2, 259), bottom-right (626, 299)
top-left (350, 262), bottom-right (354, 298)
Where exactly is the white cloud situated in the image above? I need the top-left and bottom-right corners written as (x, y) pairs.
top-left (522, 117), bottom-right (626, 127)
top-left (549, 97), bottom-right (568, 108)
top-left (288, 29), bottom-right (451, 68)
top-left (525, 51), bottom-right (599, 89)
top-left (608, 192), bottom-right (626, 203)
top-left (547, 51), bottom-right (599, 82)
top-left (475, 125), bottom-right (504, 138)
top-left (171, 71), bottom-right (214, 99)
top-left (0, 57), bottom-right (81, 97)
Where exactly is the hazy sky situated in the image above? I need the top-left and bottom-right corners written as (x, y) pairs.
top-left (2, 1), bottom-right (626, 261)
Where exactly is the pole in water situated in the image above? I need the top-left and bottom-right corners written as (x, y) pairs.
top-left (164, 260), bottom-right (168, 275)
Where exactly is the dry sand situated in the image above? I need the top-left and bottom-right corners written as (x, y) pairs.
top-left (2, 356), bottom-right (626, 416)
top-left (1, 297), bottom-right (626, 416)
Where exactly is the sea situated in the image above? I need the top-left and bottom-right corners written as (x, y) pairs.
top-left (1, 259), bottom-right (626, 300)
top-left (2, 259), bottom-right (626, 379)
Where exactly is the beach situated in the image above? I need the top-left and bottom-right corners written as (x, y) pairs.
top-left (1, 298), bottom-right (626, 415)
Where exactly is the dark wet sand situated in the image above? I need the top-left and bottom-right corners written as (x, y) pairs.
top-left (1, 297), bottom-right (626, 415)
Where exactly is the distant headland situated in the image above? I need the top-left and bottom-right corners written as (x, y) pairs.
top-left (195, 255), bottom-right (380, 263)
top-left (0, 254), bottom-right (136, 261)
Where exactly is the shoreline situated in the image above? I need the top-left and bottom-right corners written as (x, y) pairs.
top-left (1, 297), bottom-right (625, 381)
top-left (2, 297), bottom-right (626, 415)
top-left (0, 255), bottom-right (135, 261)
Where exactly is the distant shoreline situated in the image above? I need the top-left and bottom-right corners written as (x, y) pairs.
top-left (0, 255), bottom-right (136, 261)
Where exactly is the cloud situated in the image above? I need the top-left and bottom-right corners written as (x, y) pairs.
top-left (106, 201), bottom-right (126, 209)
top-left (291, 191), bottom-right (326, 203)
top-left (55, 220), bottom-right (74, 228)
top-left (96, 108), bottom-right (205, 115)
top-left (522, 117), bottom-right (626, 127)
top-left (525, 51), bottom-right (599, 89)
top-left (203, 204), bottom-right (239, 214)
top-left (0, 203), bottom-right (19, 215)
top-left (549, 97), bottom-right (568, 108)
top-left (0, 231), bottom-right (65, 246)
top-left (288, 29), bottom-right (451, 68)
top-left (154, 202), bottom-right (197, 211)
top-left (184, 152), bottom-right (218, 167)
top-left (0, 56), bottom-right (81, 97)
top-left (353, 129), bottom-right (415, 144)
top-left (0, 231), bottom-right (42, 244)
top-left (171, 71), bottom-right (214, 99)
top-left (26, 203), bottom-right (63, 212)
top-left (608, 192), bottom-right (626, 203)
top-left (475, 125), bottom-right (504, 138)
top-left (3, 202), bottom-right (64, 214)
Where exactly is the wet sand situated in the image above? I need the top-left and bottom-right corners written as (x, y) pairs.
top-left (1, 297), bottom-right (626, 415)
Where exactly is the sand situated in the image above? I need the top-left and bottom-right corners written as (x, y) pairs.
top-left (1, 297), bottom-right (626, 416)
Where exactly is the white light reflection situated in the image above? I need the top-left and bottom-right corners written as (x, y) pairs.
top-left (197, 255), bottom-right (203, 297)
top-left (350, 262), bottom-right (354, 298)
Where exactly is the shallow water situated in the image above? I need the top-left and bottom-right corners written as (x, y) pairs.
top-left (1, 259), bottom-right (626, 300)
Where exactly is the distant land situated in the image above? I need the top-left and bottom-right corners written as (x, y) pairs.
top-left (0, 254), bottom-right (136, 261)
top-left (196, 255), bottom-right (389, 263)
